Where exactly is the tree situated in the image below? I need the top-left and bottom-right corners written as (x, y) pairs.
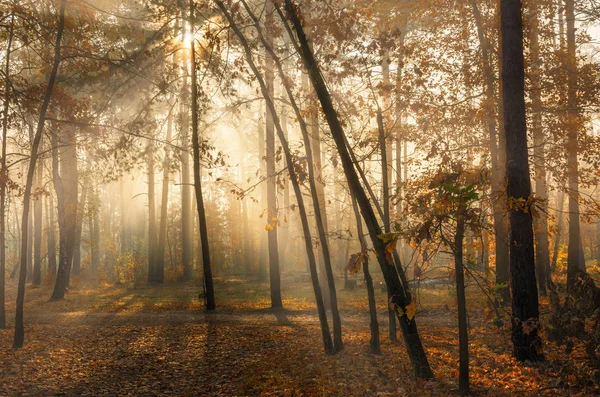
top-left (527, 0), bottom-right (550, 295)
top-left (499, 0), bottom-right (544, 362)
top-left (214, 0), bottom-right (337, 354)
top-left (180, 1), bottom-right (194, 282)
top-left (190, 0), bottom-right (215, 310)
top-left (264, 0), bottom-right (282, 309)
top-left (239, 0), bottom-right (343, 351)
top-left (32, 158), bottom-right (43, 285)
top-left (470, 0), bottom-right (510, 305)
top-left (0, 12), bottom-right (15, 329)
top-left (15, 0), bottom-right (67, 348)
top-left (349, 195), bottom-right (380, 355)
top-left (280, 0), bottom-right (433, 379)
top-left (157, 99), bottom-right (175, 283)
top-left (565, 0), bottom-right (585, 289)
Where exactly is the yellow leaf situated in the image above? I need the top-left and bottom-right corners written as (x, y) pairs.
top-left (405, 300), bottom-right (417, 320)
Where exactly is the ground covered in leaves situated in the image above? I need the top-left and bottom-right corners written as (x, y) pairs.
top-left (0, 276), bottom-right (597, 396)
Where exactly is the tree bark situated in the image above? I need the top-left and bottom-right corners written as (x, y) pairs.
top-left (190, 0), bottom-right (215, 310)
top-left (454, 209), bottom-right (469, 394)
top-left (180, 5), bottom-right (194, 281)
top-left (241, 0), bottom-right (343, 348)
top-left (147, 142), bottom-right (158, 283)
top-left (264, 0), bottom-right (283, 308)
top-left (49, 119), bottom-right (78, 302)
top-left (378, 108), bottom-right (397, 342)
top-left (15, 0), bottom-right (66, 347)
top-left (565, 0), bottom-right (585, 289)
top-left (528, 0), bottom-right (549, 296)
top-left (90, 185), bottom-right (100, 272)
top-left (157, 101), bottom-right (174, 283)
top-left (0, 13), bottom-right (14, 328)
top-left (258, 102), bottom-right (268, 281)
top-left (47, 184), bottom-right (57, 275)
top-left (72, 175), bottom-right (88, 277)
top-left (32, 151), bottom-right (43, 286)
top-left (351, 195), bottom-right (380, 355)
top-left (471, 0), bottom-right (510, 304)
top-left (500, 0), bottom-right (544, 361)
top-left (280, 0), bottom-right (433, 378)
top-left (215, 0), bottom-right (336, 353)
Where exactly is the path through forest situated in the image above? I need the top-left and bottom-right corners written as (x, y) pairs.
top-left (0, 279), bottom-right (592, 396)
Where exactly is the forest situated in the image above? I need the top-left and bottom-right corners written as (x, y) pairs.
top-left (1, 0), bottom-right (600, 395)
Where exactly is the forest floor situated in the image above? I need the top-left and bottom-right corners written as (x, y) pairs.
top-left (0, 274), bottom-right (597, 396)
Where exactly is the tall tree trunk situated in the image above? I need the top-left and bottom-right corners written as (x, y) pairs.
top-left (264, 0), bottom-right (283, 308)
top-left (14, 0), bottom-right (66, 348)
top-left (240, 132), bottom-right (251, 274)
top-left (565, 0), bottom-right (585, 289)
top-left (471, 0), bottom-right (510, 304)
top-left (120, 176), bottom-right (128, 253)
top-left (32, 161), bottom-right (43, 285)
top-left (351, 195), bottom-right (380, 355)
top-left (0, 13), bottom-right (14, 328)
top-left (180, 6), bottom-right (194, 281)
top-left (279, 0), bottom-right (433, 378)
top-left (378, 108), bottom-right (397, 342)
top-left (279, 87), bottom-right (290, 269)
top-left (500, 0), bottom-right (544, 361)
top-left (47, 185), bottom-right (57, 275)
top-left (147, 143), bottom-right (158, 283)
top-left (528, 0), bottom-right (549, 296)
top-left (551, 189), bottom-right (565, 273)
top-left (395, 30), bottom-right (406, 264)
top-left (215, 0), bottom-right (337, 352)
top-left (454, 208), bottom-right (469, 395)
top-left (26, 191), bottom-right (32, 283)
top-left (241, 0), bottom-right (342, 349)
top-left (49, 119), bottom-right (78, 301)
top-left (258, 103), bottom-right (268, 281)
top-left (190, 0), bottom-right (215, 310)
top-left (72, 175), bottom-right (88, 276)
top-left (90, 185), bottom-right (100, 272)
top-left (157, 102), bottom-right (174, 283)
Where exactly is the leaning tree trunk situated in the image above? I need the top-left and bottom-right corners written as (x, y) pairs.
top-left (500, 0), bottom-right (544, 361)
top-left (14, 0), bottom-right (66, 348)
top-left (280, 0), bottom-right (433, 378)
top-left (241, 0), bottom-right (343, 349)
top-left (215, 0), bottom-right (336, 353)
top-left (189, 0), bottom-right (215, 310)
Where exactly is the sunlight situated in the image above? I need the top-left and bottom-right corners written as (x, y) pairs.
top-left (2, 0), bottom-right (600, 395)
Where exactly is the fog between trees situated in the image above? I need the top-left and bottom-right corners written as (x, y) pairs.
top-left (1, 0), bottom-right (600, 395)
